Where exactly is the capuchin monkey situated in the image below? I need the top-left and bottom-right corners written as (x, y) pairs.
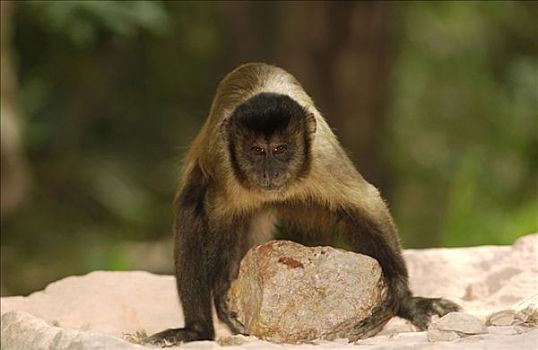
top-left (148, 63), bottom-right (459, 345)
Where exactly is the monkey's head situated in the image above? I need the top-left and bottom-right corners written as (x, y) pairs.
top-left (224, 93), bottom-right (316, 192)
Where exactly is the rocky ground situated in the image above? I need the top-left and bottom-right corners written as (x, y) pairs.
top-left (1, 234), bottom-right (537, 349)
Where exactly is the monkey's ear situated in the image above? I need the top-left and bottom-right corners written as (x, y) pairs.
top-left (305, 112), bottom-right (317, 134)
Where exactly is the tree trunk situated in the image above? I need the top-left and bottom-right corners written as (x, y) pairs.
top-left (1, 1), bottom-right (30, 219)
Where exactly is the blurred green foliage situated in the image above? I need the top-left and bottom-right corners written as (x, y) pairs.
top-left (3, 1), bottom-right (221, 294)
top-left (387, 2), bottom-right (537, 247)
top-left (1, 1), bottom-right (536, 295)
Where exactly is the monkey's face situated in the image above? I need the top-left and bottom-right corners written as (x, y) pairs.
top-left (235, 133), bottom-right (303, 191)
top-left (226, 93), bottom-right (315, 192)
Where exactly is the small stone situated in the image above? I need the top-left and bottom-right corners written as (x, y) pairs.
top-left (486, 310), bottom-right (519, 326)
top-left (216, 334), bottom-right (258, 346)
top-left (427, 328), bottom-right (460, 342)
top-left (227, 240), bottom-right (387, 343)
top-left (428, 312), bottom-right (488, 342)
top-left (435, 312), bottom-right (488, 334)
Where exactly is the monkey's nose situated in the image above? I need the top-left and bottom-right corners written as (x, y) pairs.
top-left (263, 171), bottom-right (279, 179)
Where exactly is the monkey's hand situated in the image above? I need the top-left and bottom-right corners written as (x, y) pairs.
top-left (398, 296), bottom-right (461, 330)
top-left (144, 327), bottom-right (212, 347)
top-left (215, 295), bottom-right (247, 335)
top-left (348, 296), bottom-right (461, 343)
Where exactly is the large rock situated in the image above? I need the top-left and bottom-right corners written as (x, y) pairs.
top-left (1, 233), bottom-right (537, 349)
top-left (227, 240), bottom-right (386, 343)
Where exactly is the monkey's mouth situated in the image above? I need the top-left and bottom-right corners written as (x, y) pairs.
top-left (255, 180), bottom-right (287, 192)
top-left (259, 184), bottom-right (285, 191)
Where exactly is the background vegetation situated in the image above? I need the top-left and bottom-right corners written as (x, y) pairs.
top-left (1, 1), bottom-right (536, 296)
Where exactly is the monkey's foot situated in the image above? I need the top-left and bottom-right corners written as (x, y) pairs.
top-left (218, 310), bottom-right (247, 335)
top-left (399, 296), bottom-right (461, 330)
top-left (144, 328), bottom-right (213, 347)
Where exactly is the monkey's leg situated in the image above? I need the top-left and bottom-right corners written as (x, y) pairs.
top-left (146, 174), bottom-right (215, 346)
top-left (339, 209), bottom-right (459, 341)
top-left (146, 231), bottom-right (215, 345)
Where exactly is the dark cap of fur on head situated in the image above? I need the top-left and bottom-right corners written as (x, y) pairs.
top-left (230, 93), bottom-right (308, 137)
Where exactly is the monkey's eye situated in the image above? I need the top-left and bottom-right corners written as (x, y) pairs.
top-left (273, 145), bottom-right (288, 155)
top-left (251, 146), bottom-right (266, 156)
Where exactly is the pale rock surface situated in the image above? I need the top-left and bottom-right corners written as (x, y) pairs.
top-left (227, 240), bottom-right (386, 342)
top-left (1, 311), bottom-right (142, 350)
top-left (1, 233), bottom-right (537, 349)
top-left (403, 233), bottom-right (538, 317)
